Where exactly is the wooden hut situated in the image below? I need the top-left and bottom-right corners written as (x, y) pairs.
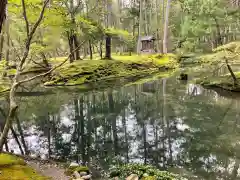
top-left (140, 36), bottom-right (156, 53)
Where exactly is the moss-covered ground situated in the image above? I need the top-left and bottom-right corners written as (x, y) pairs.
top-left (0, 153), bottom-right (49, 180)
top-left (45, 54), bottom-right (178, 86)
top-left (0, 54), bottom-right (178, 93)
top-left (193, 41), bottom-right (240, 91)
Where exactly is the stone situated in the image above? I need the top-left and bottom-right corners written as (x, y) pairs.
top-left (70, 162), bottom-right (79, 167)
top-left (73, 171), bottom-right (81, 179)
top-left (126, 174), bottom-right (139, 180)
top-left (79, 171), bottom-right (88, 176)
top-left (81, 174), bottom-right (92, 179)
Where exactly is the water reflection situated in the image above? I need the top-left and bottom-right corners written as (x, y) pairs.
top-left (1, 77), bottom-right (240, 179)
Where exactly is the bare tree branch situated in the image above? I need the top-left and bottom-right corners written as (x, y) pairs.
top-left (18, 0), bottom-right (50, 71)
top-left (18, 40), bottom-right (86, 85)
top-left (21, 0), bottom-right (30, 37)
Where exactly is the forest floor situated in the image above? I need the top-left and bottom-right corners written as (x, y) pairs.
top-left (0, 153), bottom-right (184, 180)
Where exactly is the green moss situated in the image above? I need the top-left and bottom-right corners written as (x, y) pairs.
top-left (45, 54), bottom-right (177, 86)
top-left (195, 71), bottom-right (240, 92)
top-left (0, 154), bottom-right (26, 167)
top-left (141, 176), bottom-right (157, 180)
top-left (65, 166), bottom-right (89, 176)
top-left (109, 164), bottom-right (183, 180)
top-left (0, 153), bottom-right (49, 180)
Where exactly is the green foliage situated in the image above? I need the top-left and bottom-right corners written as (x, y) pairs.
top-left (65, 165), bottom-right (89, 176)
top-left (108, 164), bottom-right (184, 180)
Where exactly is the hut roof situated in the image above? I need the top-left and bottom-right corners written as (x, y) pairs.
top-left (140, 36), bottom-right (155, 41)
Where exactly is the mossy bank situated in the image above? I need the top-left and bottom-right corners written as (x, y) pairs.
top-left (194, 41), bottom-right (240, 91)
top-left (0, 153), bottom-right (49, 180)
top-left (44, 54), bottom-right (178, 86)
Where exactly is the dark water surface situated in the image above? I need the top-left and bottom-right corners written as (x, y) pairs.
top-left (1, 74), bottom-right (240, 180)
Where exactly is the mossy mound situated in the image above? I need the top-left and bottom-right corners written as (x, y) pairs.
top-left (0, 153), bottom-right (49, 180)
top-left (109, 164), bottom-right (185, 180)
top-left (65, 165), bottom-right (90, 176)
top-left (45, 54), bottom-right (177, 86)
top-left (196, 72), bottom-right (240, 91)
top-left (197, 41), bottom-right (240, 65)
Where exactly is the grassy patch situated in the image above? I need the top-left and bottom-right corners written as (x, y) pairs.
top-left (45, 54), bottom-right (178, 86)
top-left (0, 153), bottom-right (49, 180)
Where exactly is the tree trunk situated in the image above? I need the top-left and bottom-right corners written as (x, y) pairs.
top-left (99, 41), bottom-right (103, 59)
top-left (225, 57), bottom-right (238, 85)
top-left (137, 0), bottom-right (143, 54)
top-left (105, 34), bottom-right (111, 59)
top-left (0, 0), bottom-right (7, 34)
top-left (213, 17), bottom-right (223, 46)
top-left (89, 40), bottom-right (93, 60)
top-left (67, 32), bottom-right (74, 63)
top-left (73, 34), bottom-right (80, 60)
top-left (163, 0), bottom-right (171, 54)
top-left (5, 9), bottom-right (9, 66)
top-left (11, 127), bottom-right (24, 155)
top-left (0, 31), bottom-right (4, 61)
top-left (0, 85), bottom-right (18, 151)
top-left (15, 115), bottom-right (29, 155)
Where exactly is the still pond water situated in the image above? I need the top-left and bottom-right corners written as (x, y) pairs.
top-left (1, 73), bottom-right (240, 180)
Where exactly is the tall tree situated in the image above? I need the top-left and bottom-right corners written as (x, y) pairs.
top-left (0, 0), bottom-right (7, 33)
top-left (163, 0), bottom-right (171, 54)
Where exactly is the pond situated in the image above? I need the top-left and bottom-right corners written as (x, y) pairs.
top-left (1, 73), bottom-right (240, 180)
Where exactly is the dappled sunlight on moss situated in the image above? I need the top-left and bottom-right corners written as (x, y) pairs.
top-left (45, 54), bottom-right (178, 86)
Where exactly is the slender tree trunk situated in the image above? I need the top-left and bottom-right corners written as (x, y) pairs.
top-left (0, 84), bottom-right (18, 151)
top-left (144, 0), bottom-right (148, 35)
top-left (225, 57), bottom-right (238, 85)
top-left (11, 127), bottom-right (24, 155)
top-left (73, 34), bottom-right (80, 60)
top-left (89, 40), bottom-right (93, 60)
top-left (67, 32), bottom-right (74, 63)
top-left (4, 142), bottom-right (9, 151)
top-left (99, 41), bottom-right (103, 59)
top-left (163, 0), bottom-right (171, 54)
top-left (137, 0), bottom-right (143, 54)
top-left (5, 9), bottom-right (9, 66)
top-left (105, 34), bottom-right (111, 59)
top-left (0, 31), bottom-right (4, 61)
top-left (0, 0), bottom-right (7, 34)
top-left (213, 17), bottom-right (223, 46)
top-left (15, 115), bottom-right (29, 155)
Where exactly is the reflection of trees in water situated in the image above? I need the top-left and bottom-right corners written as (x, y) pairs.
top-left (2, 77), bottom-right (240, 179)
